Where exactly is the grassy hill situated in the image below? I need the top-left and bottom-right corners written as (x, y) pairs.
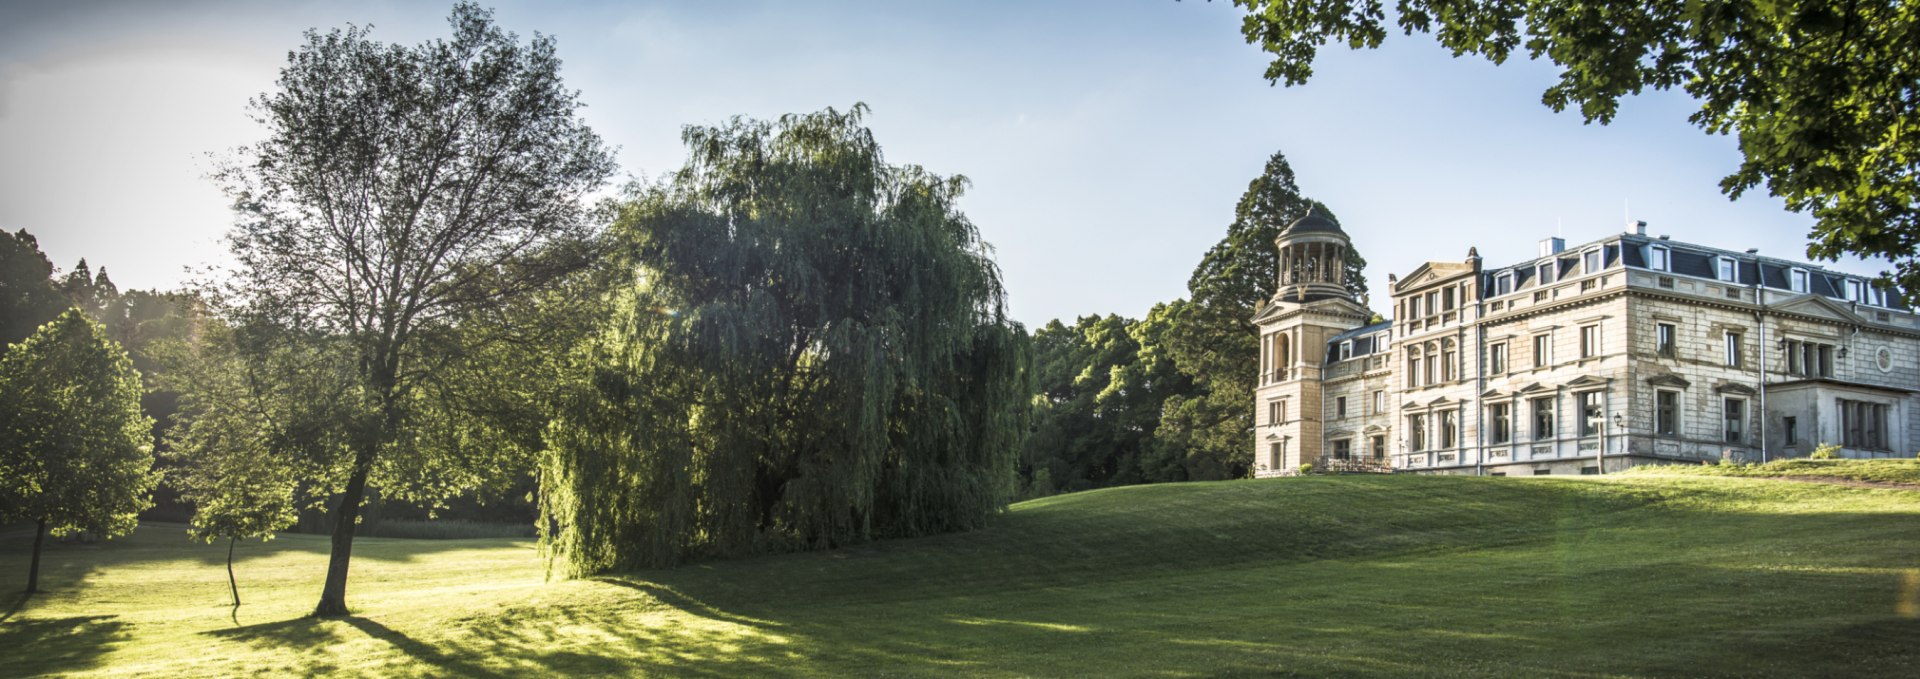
top-left (2, 473), bottom-right (1917, 677)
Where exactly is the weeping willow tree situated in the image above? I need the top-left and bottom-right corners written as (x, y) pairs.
top-left (542, 105), bottom-right (1031, 573)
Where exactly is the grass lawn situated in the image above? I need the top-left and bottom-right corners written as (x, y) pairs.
top-left (3, 474), bottom-right (1917, 677)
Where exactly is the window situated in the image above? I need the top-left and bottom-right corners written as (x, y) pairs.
top-left (1580, 466), bottom-right (1600, 475)
top-left (1441, 341), bottom-right (1456, 381)
top-left (1440, 410), bottom-right (1457, 449)
top-left (1372, 390), bottom-right (1386, 414)
top-left (1647, 245), bottom-right (1670, 271)
top-left (1332, 438), bottom-right (1352, 460)
top-left (1531, 397), bottom-right (1555, 440)
top-left (1495, 272), bottom-right (1514, 296)
top-left (1424, 342), bottom-right (1437, 385)
top-left (1489, 342), bottom-right (1508, 374)
top-left (1846, 280), bottom-right (1866, 303)
top-left (1839, 399), bottom-right (1889, 450)
top-left (1790, 268), bottom-right (1808, 293)
top-left (1533, 333), bottom-right (1551, 369)
top-left (1489, 403), bottom-right (1512, 444)
top-left (1724, 331), bottom-right (1743, 368)
top-left (1784, 416), bottom-right (1798, 446)
top-left (1656, 390), bottom-right (1679, 437)
top-left (1537, 262), bottom-right (1556, 285)
top-left (1409, 414), bottom-right (1428, 452)
top-left (1578, 391), bottom-right (1605, 437)
top-left (1785, 340), bottom-right (1836, 378)
top-left (1407, 296), bottom-right (1422, 318)
top-left (1408, 353), bottom-right (1423, 388)
top-left (1580, 324), bottom-right (1600, 358)
top-left (1534, 469), bottom-right (1552, 476)
top-left (1276, 440), bottom-right (1289, 468)
top-left (1442, 287), bottom-right (1455, 311)
top-left (1656, 323), bottom-right (1676, 358)
top-left (1584, 249), bottom-right (1601, 273)
top-left (1370, 435), bottom-right (1386, 461)
top-left (1338, 341), bottom-right (1352, 361)
top-left (1268, 400), bottom-right (1285, 425)
top-left (1723, 398), bottom-right (1746, 444)
top-left (1335, 396), bottom-right (1348, 419)
top-left (1426, 291), bottom-right (1439, 314)
top-left (1269, 442), bottom-right (1281, 468)
top-left (1717, 256), bottom-right (1737, 282)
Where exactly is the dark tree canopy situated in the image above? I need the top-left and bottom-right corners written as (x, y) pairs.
top-left (0, 230), bottom-right (72, 348)
top-left (217, 2), bottom-right (614, 615)
top-left (543, 105), bottom-right (1031, 573)
top-left (0, 309), bottom-right (159, 593)
top-left (1227, 0), bottom-right (1920, 301)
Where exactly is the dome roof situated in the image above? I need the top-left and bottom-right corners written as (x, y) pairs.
top-left (1280, 205), bottom-right (1345, 236)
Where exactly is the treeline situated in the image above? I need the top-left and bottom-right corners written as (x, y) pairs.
top-left (1019, 153), bottom-right (1366, 497)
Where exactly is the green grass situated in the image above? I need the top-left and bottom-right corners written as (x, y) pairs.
top-left (1623, 457), bottom-right (1920, 485)
top-left (3, 474), bottom-right (1918, 677)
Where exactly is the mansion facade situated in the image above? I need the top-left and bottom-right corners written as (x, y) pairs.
top-left (1251, 210), bottom-right (1919, 476)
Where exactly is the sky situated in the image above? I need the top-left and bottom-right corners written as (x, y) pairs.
top-left (0, 0), bottom-right (1894, 329)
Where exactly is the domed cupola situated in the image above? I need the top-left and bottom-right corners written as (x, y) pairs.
top-left (1274, 204), bottom-right (1355, 303)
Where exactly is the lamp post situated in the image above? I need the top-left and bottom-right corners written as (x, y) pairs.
top-left (1605, 412), bottom-right (1625, 474)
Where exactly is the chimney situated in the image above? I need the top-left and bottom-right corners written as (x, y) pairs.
top-left (1539, 237), bottom-right (1566, 257)
top-left (1626, 220), bottom-right (1647, 236)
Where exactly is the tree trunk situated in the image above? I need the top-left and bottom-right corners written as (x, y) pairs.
top-left (25, 519), bottom-right (46, 594)
top-left (312, 456), bottom-right (373, 617)
top-left (227, 537), bottom-right (240, 606)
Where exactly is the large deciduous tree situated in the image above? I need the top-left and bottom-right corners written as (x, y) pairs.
top-left (217, 3), bottom-right (614, 615)
top-left (0, 310), bottom-right (159, 594)
top-left (1226, 0), bottom-right (1920, 300)
top-left (542, 105), bottom-right (1031, 573)
top-left (0, 230), bottom-right (72, 348)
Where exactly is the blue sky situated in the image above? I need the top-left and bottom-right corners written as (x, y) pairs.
top-left (0, 0), bottom-right (1889, 328)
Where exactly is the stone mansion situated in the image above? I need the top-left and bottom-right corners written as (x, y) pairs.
top-left (1251, 209), bottom-right (1919, 476)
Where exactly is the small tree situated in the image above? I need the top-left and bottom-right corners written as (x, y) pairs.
top-left (160, 322), bottom-right (300, 605)
top-left (0, 310), bottom-right (159, 593)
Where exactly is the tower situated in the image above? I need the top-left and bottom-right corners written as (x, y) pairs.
top-left (1251, 206), bottom-right (1375, 476)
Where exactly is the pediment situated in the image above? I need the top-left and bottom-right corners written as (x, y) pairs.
top-left (1481, 388), bottom-right (1507, 399)
top-left (1516, 382), bottom-right (1552, 394)
top-left (1363, 424), bottom-right (1386, 433)
top-left (1394, 261), bottom-right (1474, 293)
top-left (1264, 432), bottom-right (1283, 440)
top-left (1713, 381), bottom-right (1758, 395)
top-left (1770, 295), bottom-right (1862, 325)
top-left (1564, 374), bottom-right (1612, 389)
top-left (1646, 374), bottom-right (1691, 389)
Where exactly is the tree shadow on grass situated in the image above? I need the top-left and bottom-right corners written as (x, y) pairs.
top-left (0, 614), bottom-right (131, 675)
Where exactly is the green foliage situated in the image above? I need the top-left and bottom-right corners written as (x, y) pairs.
top-left (158, 321), bottom-right (300, 546)
top-left (1021, 312), bottom-right (1191, 495)
top-left (542, 104), bottom-right (1031, 573)
top-left (1298, 462), bottom-right (1314, 475)
top-left (1625, 458), bottom-right (1920, 485)
top-left (0, 310), bottom-right (159, 538)
top-left (1808, 443), bottom-right (1842, 460)
top-left (1227, 0), bottom-right (1920, 302)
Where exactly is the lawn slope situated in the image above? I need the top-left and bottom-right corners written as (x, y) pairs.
top-left (2, 474), bottom-right (1917, 677)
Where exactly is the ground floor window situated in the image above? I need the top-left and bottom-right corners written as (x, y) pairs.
top-left (1839, 399), bottom-right (1889, 450)
top-left (1531, 397), bottom-right (1554, 440)
top-left (1332, 438), bottom-right (1352, 460)
top-left (1723, 398), bottom-right (1746, 444)
top-left (1439, 410), bottom-right (1457, 449)
top-left (1489, 403), bottom-right (1511, 444)
top-left (1656, 390), bottom-right (1679, 437)
top-left (1408, 414), bottom-right (1427, 452)
top-left (1370, 435), bottom-right (1386, 461)
top-left (1784, 416), bottom-right (1799, 446)
top-left (1578, 391), bottom-right (1604, 437)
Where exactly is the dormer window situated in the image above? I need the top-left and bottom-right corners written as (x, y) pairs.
top-left (1846, 279), bottom-right (1866, 303)
top-left (1583, 248), bottom-right (1601, 274)
top-left (1537, 262), bottom-right (1555, 285)
top-left (1716, 256), bottom-right (1737, 282)
top-left (1789, 268), bottom-right (1808, 293)
top-left (1494, 271), bottom-right (1514, 296)
top-left (1339, 341), bottom-right (1353, 361)
top-left (1646, 244), bottom-right (1670, 271)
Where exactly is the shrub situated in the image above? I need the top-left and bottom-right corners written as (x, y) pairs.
top-left (1298, 463), bottom-right (1315, 475)
top-left (1808, 443), bottom-right (1842, 460)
